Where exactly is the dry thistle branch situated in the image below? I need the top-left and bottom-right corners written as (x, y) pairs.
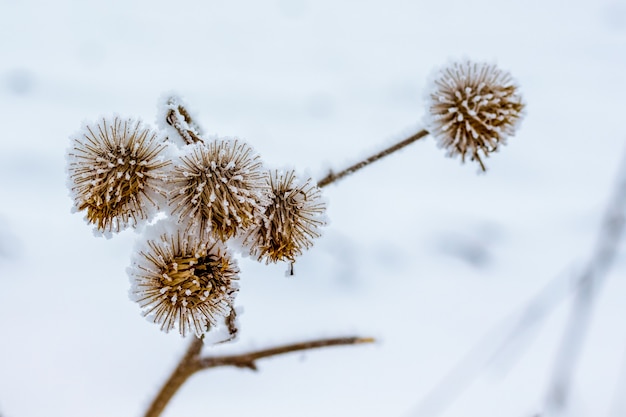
top-left (317, 129), bottom-right (429, 188)
top-left (317, 60), bottom-right (524, 187)
top-left (196, 336), bottom-right (375, 370)
top-left (164, 96), bottom-right (204, 145)
top-left (65, 58), bottom-right (525, 417)
top-left (144, 336), bottom-right (375, 417)
top-left (144, 337), bottom-right (205, 417)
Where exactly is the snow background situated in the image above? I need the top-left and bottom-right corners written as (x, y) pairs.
top-left (1, 0), bottom-right (626, 416)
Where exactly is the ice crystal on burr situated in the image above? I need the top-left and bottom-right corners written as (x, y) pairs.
top-left (426, 60), bottom-right (525, 170)
top-left (66, 116), bottom-right (169, 234)
top-left (168, 139), bottom-right (268, 240)
top-left (129, 228), bottom-right (239, 337)
top-left (246, 170), bottom-right (326, 266)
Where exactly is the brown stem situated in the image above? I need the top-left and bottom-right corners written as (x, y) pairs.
top-left (317, 129), bottom-right (429, 188)
top-left (165, 99), bottom-right (428, 186)
top-left (165, 97), bottom-right (204, 145)
top-left (144, 336), bottom-right (205, 417)
top-left (196, 336), bottom-right (375, 371)
top-left (144, 336), bottom-right (374, 417)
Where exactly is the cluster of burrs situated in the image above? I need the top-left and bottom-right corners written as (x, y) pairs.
top-left (66, 60), bottom-right (525, 338)
top-left (66, 96), bottom-right (327, 338)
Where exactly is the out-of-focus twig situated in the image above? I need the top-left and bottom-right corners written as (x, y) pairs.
top-left (410, 268), bottom-right (573, 417)
top-left (542, 150), bottom-right (626, 415)
top-left (608, 343), bottom-right (626, 417)
top-left (411, 149), bottom-right (626, 417)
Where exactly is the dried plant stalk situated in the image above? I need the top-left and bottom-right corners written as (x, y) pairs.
top-left (144, 336), bottom-right (375, 417)
top-left (165, 96), bottom-right (204, 145)
top-left (317, 129), bottom-right (429, 188)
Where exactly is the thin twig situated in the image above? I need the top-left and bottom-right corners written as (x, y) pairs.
top-left (317, 129), bottom-right (429, 188)
top-left (165, 96), bottom-right (204, 145)
top-left (411, 269), bottom-right (574, 417)
top-left (196, 337), bottom-right (375, 371)
top-left (144, 100), bottom-right (377, 417)
top-left (166, 99), bottom-right (428, 185)
top-left (608, 342), bottom-right (626, 417)
top-left (144, 336), bottom-right (205, 417)
top-left (144, 336), bottom-right (374, 417)
top-left (411, 149), bottom-right (626, 417)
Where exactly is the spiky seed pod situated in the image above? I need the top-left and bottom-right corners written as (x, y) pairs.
top-left (129, 230), bottom-right (239, 337)
top-left (426, 60), bottom-right (525, 170)
top-left (168, 139), bottom-right (268, 240)
top-left (246, 170), bottom-right (326, 266)
top-left (66, 116), bottom-right (170, 234)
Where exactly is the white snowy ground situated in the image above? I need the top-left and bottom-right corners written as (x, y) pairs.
top-left (1, 0), bottom-right (626, 416)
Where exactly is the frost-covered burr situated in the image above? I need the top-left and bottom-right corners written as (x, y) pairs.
top-left (167, 138), bottom-right (268, 240)
top-left (128, 223), bottom-right (239, 337)
top-left (66, 116), bottom-right (169, 235)
top-left (425, 60), bottom-right (525, 170)
top-left (245, 169), bottom-right (326, 268)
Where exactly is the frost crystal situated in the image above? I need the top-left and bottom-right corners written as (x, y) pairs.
top-left (168, 139), bottom-right (268, 240)
top-left (245, 170), bottom-right (326, 266)
top-left (425, 60), bottom-right (525, 170)
top-left (66, 116), bottom-right (169, 234)
top-left (129, 230), bottom-right (239, 337)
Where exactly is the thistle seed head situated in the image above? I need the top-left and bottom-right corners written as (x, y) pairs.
top-left (246, 170), bottom-right (326, 266)
top-left (425, 60), bottom-right (525, 170)
top-left (168, 139), bottom-right (268, 240)
top-left (129, 230), bottom-right (239, 337)
top-left (66, 116), bottom-right (169, 234)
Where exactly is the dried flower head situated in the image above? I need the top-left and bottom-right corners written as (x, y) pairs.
top-left (168, 139), bottom-right (267, 240)
top-left (66, 117), bottom-right (169, 234)
top-left (129, 229), bottom-right (239, 337)
top-left (426, 60), bottom-right (525, 170)
top-left (246, 170), bottom-right (326, 267)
